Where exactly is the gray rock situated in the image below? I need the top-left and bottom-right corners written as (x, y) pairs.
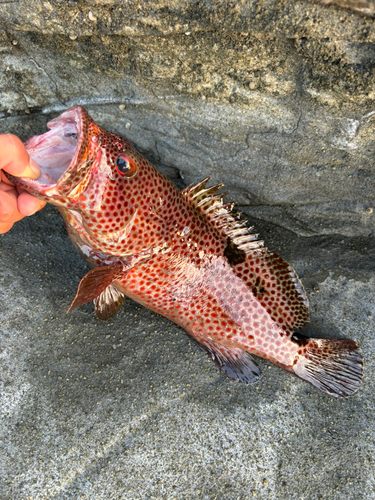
top-left (1, 1), bottom-right (375, 499)
top-left (315, 0), bottom-right (375, 17)
top-left (1, 0), bottom-right (375, 236)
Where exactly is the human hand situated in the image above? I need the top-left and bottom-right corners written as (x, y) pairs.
top-left (0, 134), bottom-right (46, 234)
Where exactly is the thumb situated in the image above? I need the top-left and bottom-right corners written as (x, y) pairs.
top-left (0, 134), bottom-right (41, 179)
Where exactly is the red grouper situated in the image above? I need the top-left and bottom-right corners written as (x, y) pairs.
top-left (7, 106), bottom-right (363, 398)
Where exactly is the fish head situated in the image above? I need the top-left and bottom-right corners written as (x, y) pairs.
top-left (7, 106), bottom-right (170, 254)
top-left (11, 106), bottom-right (142, 208)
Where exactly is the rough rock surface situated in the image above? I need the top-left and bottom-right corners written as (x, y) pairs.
top-left (1, 0), bottom-right (375, 236)
top-left (1, 1), bottom-right (375, 499)
top-left (315, 0), bottom-right (375, 17)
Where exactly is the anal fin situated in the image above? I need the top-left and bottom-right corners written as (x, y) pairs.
top-left (94, 284), bottom-right (126, 320)
top-left (192, 337), bottom-right (262, 384)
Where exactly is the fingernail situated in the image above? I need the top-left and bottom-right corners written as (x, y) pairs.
top-left (27, 200), bottom-right (45, 216)
top-left (28, 158), bottom-right (41, 178)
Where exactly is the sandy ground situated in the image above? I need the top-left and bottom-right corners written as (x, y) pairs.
top-left (1, 204), bottom-right (374, 499)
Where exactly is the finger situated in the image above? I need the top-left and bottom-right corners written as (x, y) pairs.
top-left (0, 184), bottom-right (34, 223)
top-left (0, 186), bottom-right (19, 222)
top-left (0, 134), bottom-right (41, 179)
top-left (0, 221), bottom-right (14, 234)
top-left (18, 192), bottom-right (46, 216)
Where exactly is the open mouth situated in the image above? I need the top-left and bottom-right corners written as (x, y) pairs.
top-left (23, 106), bottom-right (84, 187)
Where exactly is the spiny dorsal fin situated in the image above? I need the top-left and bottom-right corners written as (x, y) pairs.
top-left (182, 178), bottom-right (263, 255)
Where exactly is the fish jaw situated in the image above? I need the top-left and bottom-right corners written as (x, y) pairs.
top-left (5, 106), bottom-right (98, 209)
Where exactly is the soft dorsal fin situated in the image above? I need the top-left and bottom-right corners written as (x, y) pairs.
top-left (234, 250), bottom-right (309, 331)
top-left (67, 263), bottom-right (123, 313)
top-left (182, 178), bottom-right (263, 255)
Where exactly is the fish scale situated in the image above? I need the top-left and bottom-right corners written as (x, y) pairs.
top-left (7, 105), bottom-right (363, 398)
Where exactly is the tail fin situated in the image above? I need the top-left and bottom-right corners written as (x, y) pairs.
top-left (292, 338), bottom-right (363, 398)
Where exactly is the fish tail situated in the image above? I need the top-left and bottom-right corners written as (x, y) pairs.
top-left (291, 335), bottom-right (363, 398)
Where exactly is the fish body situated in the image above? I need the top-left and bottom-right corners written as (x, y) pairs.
top-left (8, 106), bottom-right (363, 397)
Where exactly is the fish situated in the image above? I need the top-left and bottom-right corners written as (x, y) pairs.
top-left (7, 105), bottom-right (363, 398)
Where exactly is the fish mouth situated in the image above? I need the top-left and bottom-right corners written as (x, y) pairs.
top-left (8, 106), bottom-right (88, 202)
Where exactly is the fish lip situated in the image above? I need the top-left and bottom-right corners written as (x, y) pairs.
top-left (7, 106), bottom-right (87, 201)
top-left (55, 105), bottom-right (87, 190)
top-left (3, 170), bottom-right (58, 201)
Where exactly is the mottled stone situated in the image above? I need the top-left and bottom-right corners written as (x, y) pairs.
top-left (0, 1), bottom-right (375, 236)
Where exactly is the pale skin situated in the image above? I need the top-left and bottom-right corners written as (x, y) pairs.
top-left (0, 134), bottom-right (46, 234)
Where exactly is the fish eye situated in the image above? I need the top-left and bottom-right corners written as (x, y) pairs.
top-left (115, 153), bottom-right (138, 178)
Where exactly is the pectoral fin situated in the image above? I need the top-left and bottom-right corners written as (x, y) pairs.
top-left (94, 284), bottom-right (126, 320)
top-left (191, 336), bottom-right (262, 384)
top-left (67, 263), bottom-right (123, 313)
